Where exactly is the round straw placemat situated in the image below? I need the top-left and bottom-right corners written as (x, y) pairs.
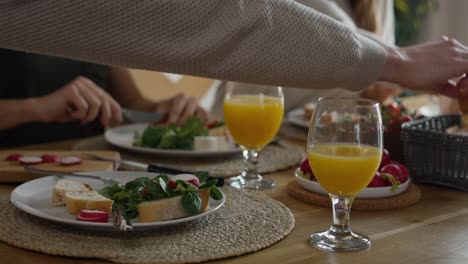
top-left (288, 181), bottom-right (421, 210)
top-left (0, 188), bottom-right (294, 264)
top-left (74, 136), bottom-right (305, 177)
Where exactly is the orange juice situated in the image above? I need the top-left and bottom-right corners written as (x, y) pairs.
top-left (224, 95), bottom-right (283, 149)
top-left (308, 143), bottom-right (381, 196)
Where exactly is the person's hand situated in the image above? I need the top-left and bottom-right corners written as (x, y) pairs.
top-left (380, 37), bottom-right (468, 98)
top-left (153, 93), bottom-right (208, 125)
top-left (34, 76), bottom-right (122, 126)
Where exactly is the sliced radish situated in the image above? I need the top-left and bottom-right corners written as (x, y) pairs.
top-left (76, 214), bottom-right (109, 223)
top-left (18, 156), bottom-right (43, 165)
top-left (78, 209), bottom-right (110, 218)
top-left (169, 174), bottom-right (200, 188)
top-left (60, 156), bottom-right (82, 166)
top-left (41, 154), bottom-right (60, 163)
top-left (5, 154), bottom-right (23, 161)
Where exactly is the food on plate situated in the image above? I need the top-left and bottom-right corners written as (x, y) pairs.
top-left (65, 190), bottom-right (113, 214)
top-left (60, 156), bottom-right (82, 166)
top-left (5, 153), bottom-right (22, 161)
top-left (303, 102), bottom-right (316, 121)
top-left (99, 172), bottom-right (223, 223)
top-left (76, 210), bottom-right (110, 223)
top-left (18, 156), bottom-right (43, 165)
top-left (381, 100), bottom-right (421, 133)
top-left (298, 158), bottom-right (315, 181)
top-left (41, 154), bottom-right (60, 163)
top-left (51, 179), bottom-right (92, 206)
top-left (134, 117), bottom-right (233, 151)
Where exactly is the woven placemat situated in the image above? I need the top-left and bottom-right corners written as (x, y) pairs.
top-left (74, 136), bottom-right (305, 177)
top-left (0, 188), bottom-right (294, 264)
top-left (288, 181), bottom-right (421, 211)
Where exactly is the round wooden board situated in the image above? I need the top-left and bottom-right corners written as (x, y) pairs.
top-left (288, 181), bottom-right (421, 211)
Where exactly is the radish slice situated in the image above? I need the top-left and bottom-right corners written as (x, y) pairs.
top-left (41, 154), bottom-right (60, 163)
top-left (18, 156), bottom-right (43, 165)
top-left (78, 209), bottom-right (110, 218)
top-left (5, 154), bottom-right (23, 161)
top-left (169, 174), bottom-right (200, 188)
top-left (60, 156), bottom-right (82, 166)
top-left (76, 214), bottom-right (109, 223)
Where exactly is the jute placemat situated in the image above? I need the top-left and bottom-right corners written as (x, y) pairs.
top-left (288, 181), bottom-right (421, 211)
top-left (0, 188), bottom-right (294, 264)
top-left (73, 136), bottom-right (305, 177)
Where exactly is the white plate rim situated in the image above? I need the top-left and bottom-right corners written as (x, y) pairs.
top-left (104, 123), bottom-right (242, 157)
top-left (294, 169), bottom-right (410, 199)
top-left (10, 171), bottom-right (226, 231)
top-left (286, 108), bottom-right (309, 129)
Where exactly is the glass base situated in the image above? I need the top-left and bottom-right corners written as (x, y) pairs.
top-left (227, 175), bottom-right (276, 190)
top-left (309, 229), bottom-right (371, 251)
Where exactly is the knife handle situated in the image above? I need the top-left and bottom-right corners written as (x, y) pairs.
top-left (146, 164), bottom-right (224, 187)
top-left (147, 164), bottom-right (193, 175)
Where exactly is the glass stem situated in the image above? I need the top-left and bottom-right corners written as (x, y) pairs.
top-left (329, 194), bottom-right (354, 237)
top-left (241, 149), bottom-right (260, 180)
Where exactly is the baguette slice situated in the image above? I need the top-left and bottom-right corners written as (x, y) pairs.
top-left (65, 191), bottom-right (113, 215)
top-left (137, 189), bottom-right (211, 223)
top-left (51, 179), bottom-right (92, 207)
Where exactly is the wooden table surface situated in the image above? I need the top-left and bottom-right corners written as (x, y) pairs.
top-left (1, 138), bottom-right (468, 264)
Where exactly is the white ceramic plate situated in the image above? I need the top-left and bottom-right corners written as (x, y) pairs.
top-left (10, 171), bottom-right (225, 231)
top-left (295, 169), bottom-right (410, 199)
top-left (104, 123), bottom-right (241, 158)
top-left (286, 108), bottom-right (309, 129)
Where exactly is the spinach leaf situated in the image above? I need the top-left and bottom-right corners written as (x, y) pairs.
top-left (199, 178), bottom-right (217, 189)
top-left (158, 130), bottom-right (177, 149)
top-left (194, 171), bottom-right (210, 183)
top-left (141, 126), bottom-right (170, 147)
top-left (209, 187), bottom-right (223, 201)
top-left (181, 192), bottom-right (201, 215)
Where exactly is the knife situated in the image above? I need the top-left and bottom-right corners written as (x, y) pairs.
top-left (122, 108), bottom-right (167, 124)
top-left (24, 166), bottom-right (121, 185)
top-left (84, 153), bottom-right (225, 186)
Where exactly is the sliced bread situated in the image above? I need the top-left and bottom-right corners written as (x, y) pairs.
top-left (65, 191), bottom-right (113, 215)
top-left (51, 179), bottom-right (92, 207)
top-left (136, 189), bottom-right (211, 223)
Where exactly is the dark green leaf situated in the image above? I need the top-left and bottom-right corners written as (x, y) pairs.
top-left (181, 192), bottom-right (201, 215)
top-left (194, 171), bottom-right (210, 183)
top-left (210, 187), bottom-right (223, 200)
top-left (125, 177), bottom-right (149, 190)
top-left (158, 130), bottom-right (177, 149)
top-left (199, 178), bottom-right (217, 189)
top-left (141, 126), bottom-right (170, 147)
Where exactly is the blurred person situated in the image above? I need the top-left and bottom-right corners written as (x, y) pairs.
top-left (0, 1), bottom-right (467, 102)
top-left (0, 49), bottom-right (208, 147)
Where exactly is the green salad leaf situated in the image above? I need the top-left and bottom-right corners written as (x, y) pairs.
top-left (133, 117), bottom-right (209, 149)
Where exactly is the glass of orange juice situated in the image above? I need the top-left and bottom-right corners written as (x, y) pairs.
top-left (307, 97), bottom-right (383, 251)
top-left (223, 82), bottom-right (284, 190)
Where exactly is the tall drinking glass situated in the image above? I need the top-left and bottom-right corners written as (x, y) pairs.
top-left (223, 83), bottom-right (284, 190)
top-left (307, 98), bottom-right (383, 251)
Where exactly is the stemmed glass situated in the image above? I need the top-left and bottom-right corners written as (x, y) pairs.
top-left (307, 97), bottom-right (383, 251)
top-left (223, 82), bottom-right (284, 190)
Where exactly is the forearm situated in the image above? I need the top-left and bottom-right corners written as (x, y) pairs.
top-left (0, 98), bottom-right (42, 130)
top-left (0, 0), bottom-right (385, 91)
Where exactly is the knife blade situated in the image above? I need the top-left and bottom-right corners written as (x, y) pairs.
top-left (84, 153), bottom-right (224, 186)
top-left (122, 108), bottom-right (167, 124)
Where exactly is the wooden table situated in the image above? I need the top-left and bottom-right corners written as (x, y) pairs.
top-left (1, 138), bottom-right (468, 264)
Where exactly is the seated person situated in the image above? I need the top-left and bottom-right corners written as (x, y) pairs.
top-left (0, 49), bottom-right (208, 147)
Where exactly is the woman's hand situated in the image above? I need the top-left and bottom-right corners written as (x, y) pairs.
top-left (381, 38), bottom-right (468, 97)
top-left (153, 93), bottom-right (208, 125)
top-left (34, 76), bottom-right (122, 126)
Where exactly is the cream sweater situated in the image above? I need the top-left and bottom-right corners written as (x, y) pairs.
top-left (0, 0), bottom-right (385, 90)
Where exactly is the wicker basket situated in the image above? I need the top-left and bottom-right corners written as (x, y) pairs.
top-left (401, 115), bottom-right (468, 191)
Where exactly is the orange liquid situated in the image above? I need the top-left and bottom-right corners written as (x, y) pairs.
top-left (224, 95), bottom-right (283, 149)
top-left (308, 143), bottom-right (381, 197)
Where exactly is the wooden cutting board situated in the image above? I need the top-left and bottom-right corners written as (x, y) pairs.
top-left (0, 150), bottom-right (120, 183)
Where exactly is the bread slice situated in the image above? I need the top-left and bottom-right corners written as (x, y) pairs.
top-left (65, 191), bottom-right (113, 215)
top-left (51, 179), bottom-right (92, 207)
top-left (136, 189), bottom-right (211, 223)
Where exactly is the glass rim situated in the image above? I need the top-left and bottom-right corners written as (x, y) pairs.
top-left (316, 97), bottom-right (379, 108)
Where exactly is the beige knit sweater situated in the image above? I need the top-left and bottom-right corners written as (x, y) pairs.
top-left (0, 0), bottom-right (385, 90)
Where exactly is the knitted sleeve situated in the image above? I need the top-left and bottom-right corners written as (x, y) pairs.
top-left (0, 0), bottom-right (385, 90)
